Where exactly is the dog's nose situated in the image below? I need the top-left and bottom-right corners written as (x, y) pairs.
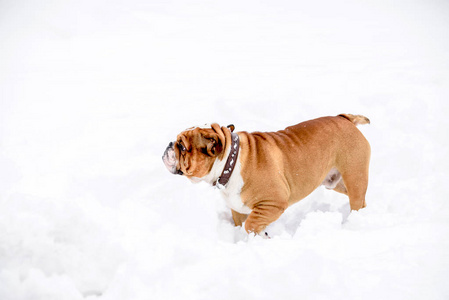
top-left (162, 141), bottom-right (178, 174)
top-left (163, 142), bottom-right (174, 156)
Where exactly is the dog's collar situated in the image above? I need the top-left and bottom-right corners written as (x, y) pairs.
top-left (213, 132), bottom-right (240, 189)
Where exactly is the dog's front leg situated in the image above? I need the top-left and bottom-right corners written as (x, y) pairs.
top-left (244, 201), bottom-right (288, 235)
top-left (231, 210), bottom-right (248, 227)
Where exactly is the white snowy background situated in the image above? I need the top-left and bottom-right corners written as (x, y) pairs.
top-left (1, 0), bottom-right (449, 299)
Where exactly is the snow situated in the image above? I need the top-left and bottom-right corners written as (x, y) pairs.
top-left (1, 0), bottom-right (449, 299)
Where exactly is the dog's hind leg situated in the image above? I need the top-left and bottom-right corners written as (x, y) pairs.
top-left (342, 171), bottom-right (368, 210)
top-left (336, 131), bottom-right (371, 210)
top-left (338, 157), bottom-right (370, 210)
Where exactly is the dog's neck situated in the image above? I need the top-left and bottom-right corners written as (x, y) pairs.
top-left (212, 132), bottom-right (240, 189)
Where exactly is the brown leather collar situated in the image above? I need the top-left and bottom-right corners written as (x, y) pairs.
top-left (213, 132), bottom-right (240, 189)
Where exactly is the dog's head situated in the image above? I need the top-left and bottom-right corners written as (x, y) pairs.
top-left (162, 123), bottom-right (235, 182)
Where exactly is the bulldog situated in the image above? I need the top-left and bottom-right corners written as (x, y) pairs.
top-left (162, 114), bottom-right (371, 235)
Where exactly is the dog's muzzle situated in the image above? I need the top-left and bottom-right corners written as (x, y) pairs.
top-left (162, 142), bottom-right (182, 175)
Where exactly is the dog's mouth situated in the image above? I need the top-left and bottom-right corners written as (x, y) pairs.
top-left (162, 142), bottom-right (180, 175)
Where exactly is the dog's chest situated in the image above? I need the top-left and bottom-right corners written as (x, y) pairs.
top-left (220, 165), bottom-right (252, 214)
top-left (222, 191), bottom-right (252, 214)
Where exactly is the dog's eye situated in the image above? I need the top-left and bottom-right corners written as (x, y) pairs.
top-left (178, 143), bottom-right (186, 152)
top-left (201, 147), bottom-right (208, 155)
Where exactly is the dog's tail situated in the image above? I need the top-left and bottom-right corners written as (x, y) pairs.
top-left (338, 114), bottom-right (370, 126)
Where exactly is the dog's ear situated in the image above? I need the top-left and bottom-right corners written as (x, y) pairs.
top-left (204, 123), bottom-right (236, 158)
top-left (200, 124), bottom-right (224, 157)
top-left (201, 132), bottom-right (223, 157)
top-left (205, 136), bottom-right (221, 156)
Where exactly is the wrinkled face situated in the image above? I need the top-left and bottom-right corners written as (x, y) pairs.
top-left (162, 124), bottom-right (230, 182)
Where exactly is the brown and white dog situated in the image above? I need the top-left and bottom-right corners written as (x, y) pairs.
top-left (163, 114), bottom-right (371, 235)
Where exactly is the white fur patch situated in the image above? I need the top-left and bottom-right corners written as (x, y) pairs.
top-left (201, 136), bottom-right (251, 214)
top-left (220, 159), bottom-right (251, 214)
top-left (162, 146), bottom-right (178, 174)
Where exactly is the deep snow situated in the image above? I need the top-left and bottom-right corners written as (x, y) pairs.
top-left (1, 0), bottom-right (449, 299)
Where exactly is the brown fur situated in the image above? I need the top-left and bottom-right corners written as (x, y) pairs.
top-left (175, 124), bottom-right (232, 180)
top-left (237, 115), bottom-right (370, 233)
top-left (171, 115), bottom-right (371, 234)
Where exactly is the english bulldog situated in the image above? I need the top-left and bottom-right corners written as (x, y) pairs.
top-left (162, 114), bottom-right (371, 235)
